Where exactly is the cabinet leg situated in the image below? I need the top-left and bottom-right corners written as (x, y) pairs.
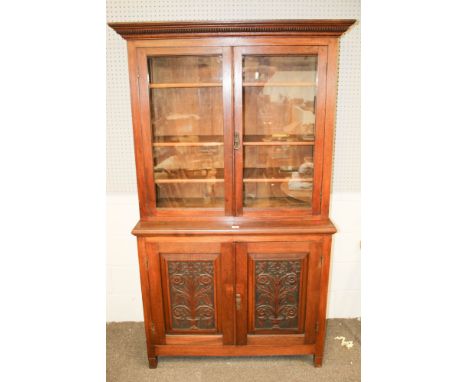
top-left (148, 356), bottom-right (158, 369)
top-left (314, 354), bottom-right (323, 367)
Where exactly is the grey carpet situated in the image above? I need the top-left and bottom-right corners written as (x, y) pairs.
top-left (107, 319), bottom-right (360, 382)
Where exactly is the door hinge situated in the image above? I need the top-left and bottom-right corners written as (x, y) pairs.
top-left (150, 322), bottom-right (156, 336)
top-left (315, 321), bottom-right (319, 333)
top-left (145, 256), bottom-right (149, 270)
top-left (320, 255), bottom-right (323, 267)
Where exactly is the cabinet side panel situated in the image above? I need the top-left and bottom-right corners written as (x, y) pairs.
top-left (320, 39), bottom-right (338, 217)
top-left (314, 235), bottom-right (333, 360)
top-left (235, 242), bottom-right (248, 345)
top-left (304, 240), bottom-right (323, 343)
top-left (136, 238), bottom-right (157, 357)
top-left (127, 42), bottom-right (149, 216)
top-left (145, 241), bottom-right (167, 344)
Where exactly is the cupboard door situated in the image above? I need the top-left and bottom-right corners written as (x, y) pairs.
top-left (136, 47), bottom-right (234, 216)
top-left (233, 46), bottom-right (328, 216)
top-left (235, 241), bottom-right (322, 345)
top-left (146, 242), bottom-right (235, 345)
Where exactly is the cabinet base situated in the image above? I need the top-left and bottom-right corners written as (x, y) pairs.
top-left (146, 352), bottom-right (325, 369)
top-left (154, 343), bottom-right (315, 357)
top-left (148, 356), bottom-right (158, 369)
top-left (314, 354), bottom-right (323, 367)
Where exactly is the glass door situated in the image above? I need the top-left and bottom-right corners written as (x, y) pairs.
top-left (137, 47), bottom-right (233, 215)
top-left (234, 46), bottom-right (327, 216)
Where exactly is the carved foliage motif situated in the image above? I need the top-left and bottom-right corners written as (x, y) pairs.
top-left (167, 261), bottom-right (216, 330)
top-left (255, 260), bottom-right (302, 330)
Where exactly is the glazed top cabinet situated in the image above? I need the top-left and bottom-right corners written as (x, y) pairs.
top-left (109, 19), bottom-right (355, 368)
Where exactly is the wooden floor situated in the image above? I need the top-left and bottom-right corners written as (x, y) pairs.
top-left (107, 318), bottom-right (360, 382)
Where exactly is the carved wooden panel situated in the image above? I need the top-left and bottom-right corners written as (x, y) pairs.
top-left (254, 259), bottom-right (303, 330)
top-left (166, 260), bottom-right (216, 331)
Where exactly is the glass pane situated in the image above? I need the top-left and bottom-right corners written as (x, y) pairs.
top-left (242, 55), bottom-right (317, 209)
top-left (150, 88), bottom-right (223, 143)
top-left (149, 56), bottom-right (222, 84)
top-left (148, 55), bottom-right (224, 209)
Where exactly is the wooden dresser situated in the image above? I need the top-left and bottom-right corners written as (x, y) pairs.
top-left (109, 19), bottom-right (355, 368)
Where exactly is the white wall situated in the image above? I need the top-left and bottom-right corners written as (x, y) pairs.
top-left (106, 192), bottom-right (360, 321)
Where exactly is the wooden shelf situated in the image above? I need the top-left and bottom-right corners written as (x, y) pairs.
top-left (243, 178), bottom-right (313, 183)
top-left (243, 141), bottom-right (314, 146)
top-left (150, 82), bottom-right (222, 89)
top-left (154, 142), bottom-right (223, 147)
top-left (243, 82), bottom-right (316, 87)
top-left (155, 178), bottom-right (224, 184)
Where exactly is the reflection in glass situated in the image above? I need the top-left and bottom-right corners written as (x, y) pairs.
top-left (151, 88), bottom-right (223, 143)
top-left (242, 55), bottom-right (317, 209)
top-left (243, 56), bottom-right (317, 141)
top-left (149, 56), bottom-right (222, 84)
top-left (148, 55), bottom-right (224, 208)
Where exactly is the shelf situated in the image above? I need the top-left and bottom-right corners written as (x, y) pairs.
top-left (243, 178), bottom-right (313, 183)
top-left (150, 82), bottom-right (222, 89)
top-left (243, 82), bottom-right (316, 87)
top-left (243, 134), bottom-right (315, 146)
top-left (154, 142), bottom-right (223, 147)
top-left (243, 141), bottom-right (314, 146)
top-left (156, 197), bottom-right (225, 209)
top-left (155, 178), bottom-right (224, 184)
top-left (244, 197), bottom-right (309, 208)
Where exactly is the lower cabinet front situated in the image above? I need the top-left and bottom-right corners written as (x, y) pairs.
top-left (139, 237), bottom-right (329, 368)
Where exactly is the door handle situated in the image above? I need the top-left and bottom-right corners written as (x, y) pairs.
top-left (234, 132), bottom-right (241, 150)
top-left (236, 293), bottom-right (241, 310)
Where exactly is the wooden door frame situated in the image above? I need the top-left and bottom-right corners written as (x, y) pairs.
top-left (131, 45), bottom-right (235, 218)
top-left (145, 241), bottom-right (236, 345)
top-left (232, 45), bottom-right (329, 217)
top-left (234, 240), bottom-right (323, 346)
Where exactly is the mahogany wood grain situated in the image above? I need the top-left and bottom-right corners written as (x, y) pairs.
top-left (304, 240), bottom-right (324, 344)
top-left (145, 242), bottom-right (167, 345)
top-left (222, 46), bottom-right (235, 216)
top-left (130, 36), bottom-right (338, 48)
top-left (312, 46), bottom-right (328, 214)
top-left (220, 243), bottom-right (236, 344)
top-left (108, 19), bottom-right (356, 369)
top-left (165, 334), bottom-right (223, 345)
top-left (320, 39), bottom-right (338, 218)
top-left (108, 19), bottom-right (356, 40)
top-left (136, 238), bottom-right (157, 362)
top-left (148, 357), bottom-right (158, 368)
top-left (313, 235), bottom-right (332, 367)
top-left (233, 47), bottom-right (244, 216)
top-left (136, 48), bottom-right (157, 216)
top-left (133, 219), bottom-right (337, 236)
top-left (246, 334), bottom-right (305, 346)
top-left (154, 344), bottom-right (315, 356)
top-left (127, 42), bottom-right (151, 217)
